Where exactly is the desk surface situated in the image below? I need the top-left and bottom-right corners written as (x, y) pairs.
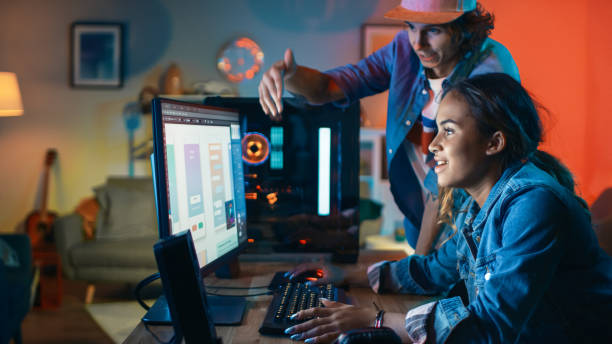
top-left (123, 250), bottom-right (429, 344)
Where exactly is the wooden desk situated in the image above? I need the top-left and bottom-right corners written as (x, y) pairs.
top-left (124, 250), bottom-right (430, 344)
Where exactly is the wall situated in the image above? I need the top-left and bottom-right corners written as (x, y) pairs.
top-left (0, 0), bottom-right (391, 231)
top-left (481, 0), bottom-right (612, 204)
top-left (1, 0), bottom-right (610, 231)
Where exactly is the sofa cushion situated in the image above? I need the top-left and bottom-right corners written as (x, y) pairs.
top-left (70, 237), bottom-right (158, 269)
top-left (94, 177), bottom-right (158, 240)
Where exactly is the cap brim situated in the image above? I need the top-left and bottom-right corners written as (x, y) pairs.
top-left (384, 6), bottom-right (464, 24)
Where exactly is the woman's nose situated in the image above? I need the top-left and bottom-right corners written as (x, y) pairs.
top-left (429, 137), bottom-right (440, 154)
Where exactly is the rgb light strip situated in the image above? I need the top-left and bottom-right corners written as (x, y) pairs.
top-left (317, 128), bottom-right (331, 216)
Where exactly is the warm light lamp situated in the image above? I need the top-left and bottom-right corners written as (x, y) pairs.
top-left (0, 72), bottom-right (24, 117)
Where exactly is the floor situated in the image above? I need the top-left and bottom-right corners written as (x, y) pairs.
top-left (20, 280), bottom-right (141, 344)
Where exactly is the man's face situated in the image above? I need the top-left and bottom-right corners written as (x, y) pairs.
top-left (405, 22), bottom-right (461, 78)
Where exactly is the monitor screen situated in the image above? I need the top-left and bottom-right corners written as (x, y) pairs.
top-left (152, 98), bottom-right (248, 274)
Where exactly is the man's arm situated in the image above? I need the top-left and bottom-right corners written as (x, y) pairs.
top-left (285, 65), bottom-right (344, 105)
top-left (258, 48), bottom-right (344, 118)
top-left (414, 198), bottom-right (441, 255)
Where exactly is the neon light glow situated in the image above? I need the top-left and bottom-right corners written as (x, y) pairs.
top-left (270, 126), bottom-right (284, 169)
top-left (318, 127), bottom-right (331, 216)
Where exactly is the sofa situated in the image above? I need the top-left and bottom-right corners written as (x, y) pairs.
top-left (53, 177), bottom-right (159, 299)
top-left (0, 234), bottom-right (33, 344)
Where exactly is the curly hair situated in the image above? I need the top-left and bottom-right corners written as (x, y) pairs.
top-left (442, 2), bottom-right (495, 58)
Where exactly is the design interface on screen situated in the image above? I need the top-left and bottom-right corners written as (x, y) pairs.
top-left (162, 103), bottom-right (246, 268)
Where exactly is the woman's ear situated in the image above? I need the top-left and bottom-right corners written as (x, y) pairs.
top-left (486, 131), bottom-right (505, 156)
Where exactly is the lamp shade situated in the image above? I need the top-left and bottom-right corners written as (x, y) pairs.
top-left (0, 72), bottom-right (24, 117)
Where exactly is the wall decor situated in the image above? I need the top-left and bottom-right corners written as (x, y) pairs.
top-left (70, 22), bottom-right (123, 88)
top-left (361, 24), bottom-right (404, 58)
top-left (359, 24), bottom-right (404, 128)
top-left (217, 37), bottom-right (264, 83)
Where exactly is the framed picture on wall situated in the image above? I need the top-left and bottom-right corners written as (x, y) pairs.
top-left (359, 24), bottom-right (404, 128)
top-left (361, 24), bottom-right (404, 58)
top-left (359, 128), bottom-right (386, 197)
top-left (70, 22), bottom-right (123, 88)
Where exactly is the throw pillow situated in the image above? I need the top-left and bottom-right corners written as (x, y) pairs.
top-left (75, 197), bottom-right (100, 240)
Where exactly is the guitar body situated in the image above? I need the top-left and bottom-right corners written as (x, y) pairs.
top-left (26, 210), bottom-right (59, 247)
top-left (26, 149), bottom-right (58, 248)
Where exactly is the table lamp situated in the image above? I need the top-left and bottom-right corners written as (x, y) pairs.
top-left (0, 72), bottom-right (24, 117)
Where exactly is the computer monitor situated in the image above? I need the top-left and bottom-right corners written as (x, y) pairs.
top-left (149, 97), bottom-right (249, 325)
top-left (204, 97), bottom-right (360, 263)
top-left (152, 98), bottom-right (248, 271)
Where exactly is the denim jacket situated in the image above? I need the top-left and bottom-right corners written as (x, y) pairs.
top-left (325, 31), bottom-right (520, 245)
top-left (376, 162), bottom-right (612, 342)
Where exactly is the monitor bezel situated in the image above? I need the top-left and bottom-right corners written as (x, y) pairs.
top-left (152, 97), bottom-right (248, 277)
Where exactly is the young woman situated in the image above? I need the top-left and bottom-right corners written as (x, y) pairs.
top-left (285, 73), bottom-right (612, 343)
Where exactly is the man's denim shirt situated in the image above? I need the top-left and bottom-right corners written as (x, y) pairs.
top-left (386, 162), bottom-right (612, 342)
top-left (325, 31), bottom-right (520, 244)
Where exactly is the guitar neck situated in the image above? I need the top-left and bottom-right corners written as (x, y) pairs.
top-left (39, 149), bottom-right (56, 219)
top-left (40, 167), bottom-right (50, 218)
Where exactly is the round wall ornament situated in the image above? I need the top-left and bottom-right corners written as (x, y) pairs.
top-left (217, 37), bottom-right (264, 83)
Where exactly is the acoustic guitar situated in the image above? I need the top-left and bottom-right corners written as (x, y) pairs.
top-left (26, 149), bottom-right (58, 247)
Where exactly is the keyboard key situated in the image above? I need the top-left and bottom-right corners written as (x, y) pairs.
top-left (259, 271), bottom-right (347, 335)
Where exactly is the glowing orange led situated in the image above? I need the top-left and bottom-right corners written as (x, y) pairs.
top-left (267, 192), bottom-right (278, 205)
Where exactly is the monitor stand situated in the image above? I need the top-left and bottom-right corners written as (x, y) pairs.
top-left (142, 293), bottom-right (247, 326)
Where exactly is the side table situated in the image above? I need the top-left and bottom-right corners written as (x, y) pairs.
top-left (32, 244), bottom-right (63, 309)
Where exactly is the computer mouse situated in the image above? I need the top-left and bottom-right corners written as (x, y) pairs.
top-left (291, 269), bottom-right (323, 283)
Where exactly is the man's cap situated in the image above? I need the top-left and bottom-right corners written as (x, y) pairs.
top-left (384, 0), bottom-right (477, 24)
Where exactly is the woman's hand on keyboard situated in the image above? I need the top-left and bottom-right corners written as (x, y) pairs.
top-left (285, 262), bottom-right (345, 286)
top-left (284, 299), bottom-right (376, 343)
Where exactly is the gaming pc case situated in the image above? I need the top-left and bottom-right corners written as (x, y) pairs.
top-left (204, 97), bottom-right (360, 262)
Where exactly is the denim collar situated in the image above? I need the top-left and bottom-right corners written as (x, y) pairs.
top-left (466, 161), bottom-right (523, 230)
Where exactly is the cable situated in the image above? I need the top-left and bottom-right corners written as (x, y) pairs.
top-left (205, 284), bottom-right (269, 290)
top-left (205, 290), bottom-right (273, 297)
top-left (135, 272), bottom-right (271, 308)
top-left (134, 272), bottom-right (161, 311)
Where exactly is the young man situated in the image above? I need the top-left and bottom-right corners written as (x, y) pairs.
top-left (258, 0), bottom-right (519, 254)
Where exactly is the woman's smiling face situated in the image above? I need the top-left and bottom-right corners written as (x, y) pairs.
top-left (429, 91), bottom-right (493, 189)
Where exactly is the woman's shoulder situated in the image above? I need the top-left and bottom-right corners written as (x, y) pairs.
top-left (500, 163), bottom-right (582, 212)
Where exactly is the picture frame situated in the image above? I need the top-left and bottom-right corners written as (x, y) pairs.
top-left (359, 24), bottom-right (404, 128)
top-left (70, 22), bottom-right (123, 88)
top-left (359, 128), bottom-right (386, 196)
top-left (361, 23), bottom-right (404, 58)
